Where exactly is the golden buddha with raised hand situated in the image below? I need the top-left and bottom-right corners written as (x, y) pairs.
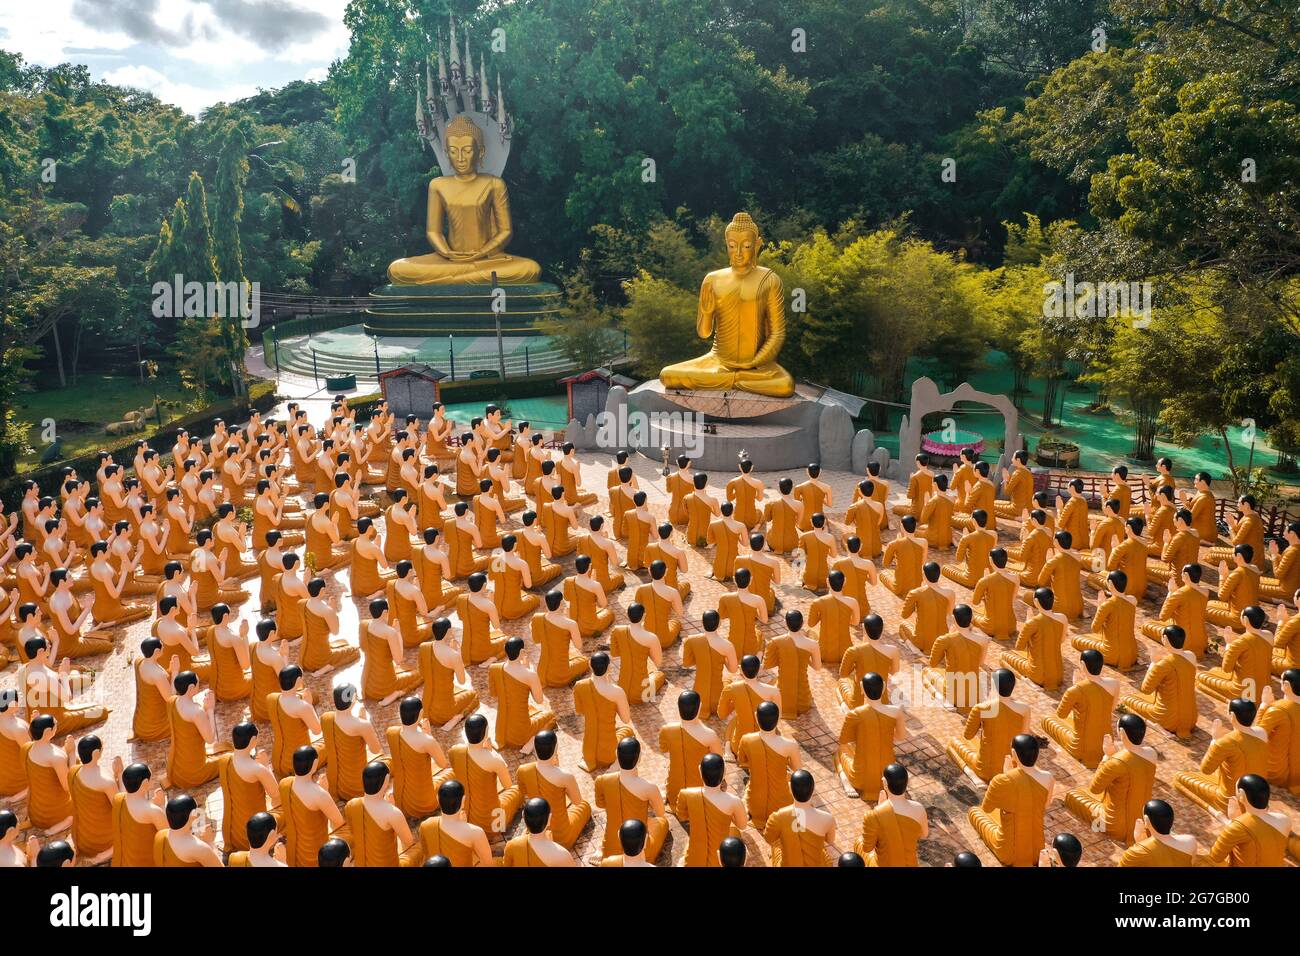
top-left (388, 114), bottom-right (541, 286)
top-left (660, 212), bottom-right (795, 398)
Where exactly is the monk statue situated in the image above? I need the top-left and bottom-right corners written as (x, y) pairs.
top-left (387, 114), bottom-right (541, 285)
top-left (659, 212), bottom-right (795, 397)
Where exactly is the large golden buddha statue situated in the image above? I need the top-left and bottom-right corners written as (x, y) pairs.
top-left (387, 114), bottom-right (541, 286)
top-left (659, 212), bottom-right (794, 398)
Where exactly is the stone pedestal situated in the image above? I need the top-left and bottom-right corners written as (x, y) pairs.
top-left (363, 282), bottom-right (562, 336)
top-left (622, 380), bottom-right (856, 472)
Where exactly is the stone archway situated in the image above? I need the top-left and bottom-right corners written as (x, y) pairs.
top-left (898, 377), bottom-right (1023, 484)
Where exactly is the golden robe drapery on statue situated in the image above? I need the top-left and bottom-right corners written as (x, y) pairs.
top-left (659, 212), bottom-right (795, 398)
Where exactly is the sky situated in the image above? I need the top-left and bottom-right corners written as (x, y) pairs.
top-left (0, 0), bottom-right (352, 115)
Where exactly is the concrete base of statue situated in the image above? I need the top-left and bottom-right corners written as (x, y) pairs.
top-left (623, 379), bottom-right (855, 472)
top-left (363, 282), bottom-right (562, 336)
top-left (566, 379), bottom-right (899, 476)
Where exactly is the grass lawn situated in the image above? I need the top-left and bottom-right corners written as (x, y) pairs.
top-left (13, 374), bottom-right (191, 472)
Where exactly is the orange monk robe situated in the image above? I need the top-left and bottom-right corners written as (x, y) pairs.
top-left (1064, 746), bottom-right (1156, 841)
top-left (666, 471), bottom-right (693, 525)
top-left (1272, 615), bottom-right (1300, 677)
top-left (793, 480), bottom-right (829, 534)
top-left (321, 712), bottom-right (369, 802)
top-left (717, 679), bottom-right (771, 753)
top-left (610, 625), bottom-right (666, 704)
top-left (706, 515), bottom-right (745, 580)
top-left (918, 492), bottom-right (954, 549)
top-left (1072, 594), bottom-right (1140, 670)
top-left (1205, 811), bottom-right (1291, 867)
top-left (881, 535), bottom-right (924, 598)
top-left (725, 474), bottom-right (763, 529)
top-left (1042, 679), bottom-right (1116, 769)
top-left (1057, 496), bottom-right (1090, 552)
top-left (762, 631), bottom-right (816, 718)
top-left (573, 677), bottom-right (635, 770)
top-left (577, 533), bottom-right (625, 593)
top-left (1147, 528), bottom-right (1200, 588)
top-left (132, 657), bottom-right (171, 742)
top-left (387, 726), bottom-right (452, 817)
top-left (675, 787), bottom-right (743, 867)
top-left (899, 584), bottom-right (950, 655)
top-left (1173, 728), bottom-right (1269, 813)
top-left (1120, 650), bottom-right (1199, 739)
top-left (633, 580), bottom-right (681, 649)
top-left (531, 612), bottom-right (588, 687)
top-left (1002, 611), bottom-right (1066, 691)
top-left (563, 575), bottom-right (617, 636)
top-left (922, 628), bottom-right (988, 710)
top-left (832, 554), bottom-right (875, 618)
top-left (856, 800), bottom-right (925, 867)
top-left (1259, 696), bottom-right (1300, 793)
top-left (733, 554), bottom-right (776, 614)
top-left (1118, 835), bottom-right (1198, 867)
top-left (218, 755), bottom-right (279, 852)
top-left (838, 640), bottom-right (895, 708)
top-left (517, 761), bottom-right (591, 849)
top-left (808, 592), bottom-right (858, 665)
top-left (344, 796), bottom-right (423, 867)
top-left (166, 699), bottom-right (223, 789)
top-left (1008, 525), bottom-right (1052, 586)
top-left (763, 804), bottom-right (831, 866)
top-left (736, 732), bottom-right (796, 826)
top-left (455, 593), bottom-right (507, 666)
top-left (1036, 549), bottom-right (1085, 619)
top-left (969, 766), bottom-right (1050, 867)
top-left (110, 793), bottom-right (161, 867)
top-left (681, 631), bottom-right (734, 717)
top-left (267, 691), bottom-right (322, 778)
top-left (973, 569), bottom-right (1018, 641)
top-left (685, 491), bottom-right (717, 548)
top-left (607, 484), bottom-right (634, 540)
top-left (895, 469), bottom-right (933, 518)
top-left (1206, 564), bottom-right (1260, 631)
top-left (943, 528), bottom-right (997, 589)
top-left (718, 589), bottom-right (765, 660)
top-left (488, 663), bottom-right (556, 749)
top-left (278, 780), bottom-right (335, 868)
top-left (844, 498), bottom-right (884, 558)
top-left (1141, 583), bottom-right (1209, 658)
top-left (947, 697), bottom-right (1026, 783)
top-left (593, 772), bottom-right (668, 860)
top-left (797, 528), bottom-right (833, 591)
top-left (659, 722), bottom-right (716, 808)
top-left (69, 766), bottom-right (115, 857)
top-left (419, 639), bottom-right (479, 725)
top-left (622, 508), bottom-right (653, 571)
top-left (1197, 631), bottom-right (1273, 705)
top-left (359, 620), bottom-right (422, 701)
top-left (762, 496), bottom-right (800, 554)
top-left (995, 466), bottom-right (1034, 520)
top-left (837, 701), bottom-right (898, 794)
top-left (448, 743), bottom-right (524, 838)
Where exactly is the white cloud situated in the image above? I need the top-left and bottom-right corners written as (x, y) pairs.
top-left (0, 0), bottom-right (350, 114)
top-left (103, 62), bottom-right (257, 115)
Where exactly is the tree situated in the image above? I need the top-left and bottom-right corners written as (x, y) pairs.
top-left (535, 273), bottom-right (623, 372)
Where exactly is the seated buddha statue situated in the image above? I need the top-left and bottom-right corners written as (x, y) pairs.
top-left (387, 115), bottom-right (540, 285)
top-left (659, 212), bottom-right (795, 397)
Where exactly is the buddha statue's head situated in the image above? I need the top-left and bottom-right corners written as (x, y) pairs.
top-left (444, 114), bottom-right (485, 176)
top-left (724, 212), bottom-right (762, 272)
